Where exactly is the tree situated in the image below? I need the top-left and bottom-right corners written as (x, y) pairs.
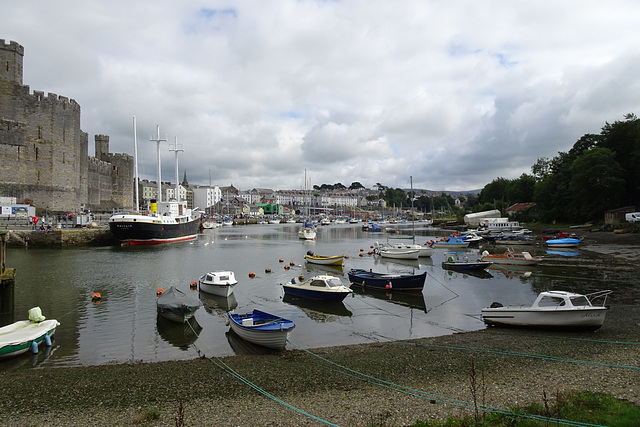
top-left (569, 147), bottom-right (625, 221)
top-left (349, 182), bottom-right (365, 190)
top-left (506, 174), bottom-right (536, 203)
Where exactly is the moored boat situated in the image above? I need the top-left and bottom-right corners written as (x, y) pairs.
top-left (481, 290), bottom-right (612, 330)
top-left (347, 268), bottom-right (427, 291)
top-left (226, 309), bottom-right (295, 349)
top-left (441, 254), bottom-right (492, 272)
top-left (156, 286), bottom-right (201, 323)
top-left (545, 237), bottom-right (582, 248)
top-left (0, 307), bottom-right (59, 359)
top-left (298, 222), bottom-right (317, 240)
top-left (198, 271), bottom-right (238, 297)
top-left (304, 252), bottom-right (344, 266)
top-left (373, 241), bottom-right (420, 260)
top-left (432, 235), bottom-right (470, 248)
top-left (282, 274), bottom-right (353, 301)
top-left (480, 248), bottom-right (542, 266)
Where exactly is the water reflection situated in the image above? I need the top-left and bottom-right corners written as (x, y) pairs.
top-left (156, 315), bottom-right (202, 350)
top-left (282, 294), bottom-right (352, 321)
top-left (350, 285), bottom-right (427, 312)
top-left (199, 291), bottom-right (238, 315)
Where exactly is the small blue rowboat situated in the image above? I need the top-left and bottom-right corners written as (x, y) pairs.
top-left (545, 237), bottom-right (581, 248)
top-left (227, 309), bottom-right (295, 349)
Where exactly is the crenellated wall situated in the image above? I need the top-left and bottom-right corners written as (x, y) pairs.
top-left (0, 39), bottom-right (133, 213)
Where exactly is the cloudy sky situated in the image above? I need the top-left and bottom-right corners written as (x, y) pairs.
top-left (3, 1), bottom-right (639, 192)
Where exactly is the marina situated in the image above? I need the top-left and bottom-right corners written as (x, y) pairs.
top-left (0, 221), bottom-right (636, 370)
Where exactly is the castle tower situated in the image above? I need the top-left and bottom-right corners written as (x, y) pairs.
top-left (95, 134), bottom-right (110, 161)
top-left (0, 39), bottom-right (24, 86)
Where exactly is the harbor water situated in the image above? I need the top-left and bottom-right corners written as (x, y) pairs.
top-left (0, 222), bottom-right (628, 371)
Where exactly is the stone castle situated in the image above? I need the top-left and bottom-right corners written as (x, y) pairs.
top-left (0, 39), bottom-right (133, 214)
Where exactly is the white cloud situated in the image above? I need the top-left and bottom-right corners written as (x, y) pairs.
top-left (3, 0), bottom-right (639, 191)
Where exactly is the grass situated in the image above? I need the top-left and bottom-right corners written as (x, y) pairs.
top-left (410, 391), bottom-right (640, 427)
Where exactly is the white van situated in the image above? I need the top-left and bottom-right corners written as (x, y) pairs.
top-left (625, 212), bottom-right (640, 223)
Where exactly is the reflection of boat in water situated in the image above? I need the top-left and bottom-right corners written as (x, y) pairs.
top-left (156, 314), bottom-right (202, 350)
top-left (350, 285), bottom-right (427, 311)
top-left (282, 293), bottom-right (352, 321)
top-left (304, 262), bottom-right (344, 275)
top-left (225, 330), bottom-right (279, 356)
top-left (487, 265), bottom-right (533, 280)
top-left (373, 256), bottom-right (423, 269)
top-left (443, 268), bottom-right (493, 279)
top-left (199, 291), bottom-right (238, 315)
top-left (546, 249), bottom-right (580, 257)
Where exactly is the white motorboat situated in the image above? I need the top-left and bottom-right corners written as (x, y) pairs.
top-left (373, 241), bottom-right (420, 260)
top-left (282, 275), bottom-right (353, 301)
top-left (198, 271), bottom-right (238, 297)
top-left (298, 222), bottom-right (317, 240)
top-left (481, 290), bottom-right (612, 330)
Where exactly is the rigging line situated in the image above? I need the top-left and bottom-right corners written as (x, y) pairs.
top-left (183, 319), bottom-right (339, 426)
top-left (426, 271), bottom-right (460, 298)
top-left (287, 339), bottom-right (604, 427)
top-left (392, 340), bottom-right (640, 371)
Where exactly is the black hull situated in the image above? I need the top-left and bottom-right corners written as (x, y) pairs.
top-left (347, 269), bottom-right (426, 291)
top-left (109, 220), bottom-right (200, 245)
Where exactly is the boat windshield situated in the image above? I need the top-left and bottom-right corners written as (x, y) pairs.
top-left (538, 296), bottom-right (566, 307)
top-left (569, 295), bottom-right (591, 307)
top-left (326, 278), bottom-right (344, 288)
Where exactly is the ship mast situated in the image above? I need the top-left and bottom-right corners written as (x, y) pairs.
top-left (169, 136), bottom-right (184, 202)
top-left (133, 116), bottom-right (139, 212)
top-left (151, 125), bottom-right (167, 203)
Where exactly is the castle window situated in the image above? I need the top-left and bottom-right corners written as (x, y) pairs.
top-left (5, 61), bottom-right (8, 72)
top-left (37, 125), bottom-right (42, 140)
top-left (35, 147), bottom-right (38, 160)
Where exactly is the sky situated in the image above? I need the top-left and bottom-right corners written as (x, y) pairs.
top-left (2, 1), bottom-right (640, 192)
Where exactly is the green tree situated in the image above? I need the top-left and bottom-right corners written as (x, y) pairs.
top-left (506, 174), bottom-right (536, 203)
top-left (349, 182), bottom-right (365, 190)
top-left (569, 147), bottom-right (626, 221)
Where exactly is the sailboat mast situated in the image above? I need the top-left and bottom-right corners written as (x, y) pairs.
top-left (133, 116), bottom-right (139, 212)
top-left (169, 136), bottom-right (184, 201)
top-left (151, 125), bottom-right (167, 203)
top-left (411, 176), bottom-right (415, 243)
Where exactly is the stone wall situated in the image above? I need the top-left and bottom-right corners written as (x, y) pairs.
top-left (0, 39), bottom-right (133, 213)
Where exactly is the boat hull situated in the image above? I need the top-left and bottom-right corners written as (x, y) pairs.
top-left (347, 269), bottom-right (426, 291)
top-left (199, 281), bottom-right (235, 297)
top-left (442, 261), bottom-right (492, 271)
top-left (481, 307), bottom-right (607, 330)
top-left (304, 255), bottom-right (344, 265)
top-left (227, 310), bottom-right (295, 349)
top-left (282, 285), bottom-right (351, 301)
top-left (0, 319), bottom-right (59, 359)
top-left (156, 287), bottom-right (200, 323)
top-left (109, 215), bottom-right (200, 245)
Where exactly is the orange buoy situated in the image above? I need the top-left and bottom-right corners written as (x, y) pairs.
top-left (345, 255), bottom-right (349, 259)
top-left (284, 265), bottom-right (290, 270)
top-left (289, 261), bottom-right (295, 266)
top-left (370, 245), bottom-right (374, 248)
top-left (249, 271), bottom-right (256, 278)
top-left (298, 274), bottom-right (304, 281)
top-left (359, 253), bottom-right (364, 257)
top-left (279, 258), bottom-right (284, 263)
top-left (91, 292), bottom-right (101, 301)
top-left (189, 281), bottom-right (197, 289)
top-left (156, 288), bottom-right (165, 296)
top-left (360, 248), bottom-right (364, 251)
top-left (265, 267), bottom-right (272, 273)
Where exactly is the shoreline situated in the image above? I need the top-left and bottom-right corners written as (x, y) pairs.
top-left (2, 227), bottom-right (639, 425)
top-left (2, 304), bottom-right (638, 426)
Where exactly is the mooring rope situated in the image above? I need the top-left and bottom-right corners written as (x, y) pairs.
top-left (286, 339), bottom-right (607, 427)
top-left (184, 318), bottom-right (339, 426)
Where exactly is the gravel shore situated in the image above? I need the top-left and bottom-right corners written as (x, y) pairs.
top-left (2, 229), bottom-right (639, 426)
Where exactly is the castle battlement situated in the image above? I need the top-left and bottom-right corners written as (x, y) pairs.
top-left (0, 39), bottom-right (24, 55)
top-left (31, 90), bottom-right (79, 106)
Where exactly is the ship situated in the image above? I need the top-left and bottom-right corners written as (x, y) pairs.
top-left (109, 121), bottom-right (201, 245)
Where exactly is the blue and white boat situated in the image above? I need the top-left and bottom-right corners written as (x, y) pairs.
top-left (227, 309), bottom-right (295, 349)
top-left (432, 235), bottom-right (470, 248)
top-left (362, 221), bottom-right (382, 232)
top-left (282, 275), bottom-right (353, 301)
top-left (545, 237), bottom-right (581, 248)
